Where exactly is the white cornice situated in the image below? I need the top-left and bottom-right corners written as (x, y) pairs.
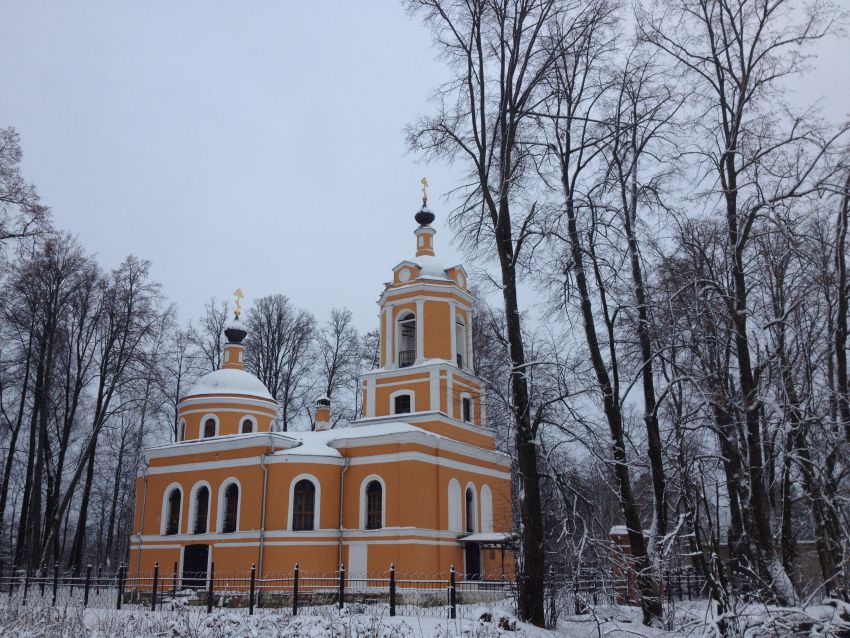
top-left (379, 282), bottom-right (473, 306)
top-left (144, 432), bottom-right (299, 460)
top-left (177, 395), bottom-right (278, 412)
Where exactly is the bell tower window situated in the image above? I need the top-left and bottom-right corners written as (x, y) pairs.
top-left (203, 418), bottom-right (216, 438)
top-left (393, 394), bottom-right (412, 415)
top-left (397, 312), bottom-right (416, 368)
top-left (462, 397), bottom-right (472, 423)
top-left (455, 317), bottom-right (466, 368)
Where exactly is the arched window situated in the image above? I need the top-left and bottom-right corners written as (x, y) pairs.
top-left (365, 480), bottom-right (383, 530)
top-left (397, 312), bottom-right (416, 368)
top-left (177, 420), bottom-right (185, 442)
top-left (448, 479), bottom-right (462, 532)
top-left (465, 485), bottom-right (477, 533)
top-left (292, 479), bottom-right (316, 531)
top-left (193, 486), bottom-right (210, 534)
top-left (394, 394), bottom-right (412, 415)
top-left (455, 317), bottom-right (466, 368)
top-left (480, 485), bottom-right (493, 533)
top-left (165, 487), bottom-right (181, 535)
top-left (203, 418), bottom-right (216, 438)
top-left (221, 483), bottom-right (239, 533)
top-left (241, 417), bottom-right (254, 434)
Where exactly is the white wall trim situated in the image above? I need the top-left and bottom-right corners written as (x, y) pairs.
top-left (160, 482), bottom-right (184, 536)
top-left (288, 473), bottom-right (321, 531)
top-left (216, 477), bottom-right (242, 533)
top-left (464, 482), bottom-right (478, 533)
top-left (389, 388), bottom-right (416, 415)
top-left (359, 474), bottom-right (386, 530)
top-left (199, 413), bottom-right (220, 439)
top-left (187, 481), bottom-right (212, 535)
top-left (238, 415), bottom-right (256, 434)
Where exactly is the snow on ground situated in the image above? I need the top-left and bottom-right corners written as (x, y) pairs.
top-left (0, 599), bottom-right (848, 637)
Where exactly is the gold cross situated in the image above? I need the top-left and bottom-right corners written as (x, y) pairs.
top-left (421, 177), bottom-right (429, 205)
top-left (233, 288), bottom-right (244, 319)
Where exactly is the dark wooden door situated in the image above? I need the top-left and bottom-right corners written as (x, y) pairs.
top-left (464, 544), bottom-right (481, 580)
top-left (182, 544), bottom-right (209, 589)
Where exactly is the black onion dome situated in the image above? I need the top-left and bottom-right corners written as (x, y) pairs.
top-left (415, 204), bottom-right (435, 227)
top-left (224, 318), bottom-right (248, 344)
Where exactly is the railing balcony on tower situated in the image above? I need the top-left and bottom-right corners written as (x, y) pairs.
top-left (398, 350), bottom-right (416, 368)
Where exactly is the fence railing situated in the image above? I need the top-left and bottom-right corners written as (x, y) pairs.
top-left (0, 562), bottom-right (513, 620)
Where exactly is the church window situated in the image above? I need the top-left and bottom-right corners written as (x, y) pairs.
top-left (462, 397), bottom-right (472, 423)
top-left (193, 486), bottom-right (209, 534)
top-left (394, 394), bottom-right (411, 415)
top-left (397, 312), bottom-right (416, 368)
top-left (465, 486), bottom-right (477, 533)
top-left (455, 317), bottom-right (466, 368)
top-left (241, 417), bottom-right (254, 434)
top-left (165, 488), bottom-right (181, 536)
top-left (203, 418), bottom-right (216, 438)
top-left (221, 483), bottom-right (239, 533)
top-left (292, 479), bottom-right (316, 531)
top-left (365, 480), bottom-right (383, 530)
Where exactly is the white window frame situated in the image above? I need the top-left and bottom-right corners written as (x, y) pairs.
top-left (200, 413), bottom-right (219, 438)
top-left (448, 479), bottom-right (462, 532)
top-left (395, 310), bottom-right (417, 365)
top-left (160, 482), bottom-right (184, 536)
top-left (187, 481), bottom-right (212, 535)
top-left (359, 475), bottom-right (387, 530)
top-left (464, 483), bottom-right (478, 533)
top-left (480, 484), bottom-right (493, 533)
top-left (239, 415), bottom-right (255, 434)
top-left (390, 389), bottom-right (416, 415)
top-left (288, 473), bottom-right (321, 531)
top-left (459, 392), bottom-right (474, 424)
top-left (217, 478), bottom-right (242, 533)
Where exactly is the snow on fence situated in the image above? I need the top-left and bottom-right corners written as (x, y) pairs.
top-left (0, 562), bottom-right (515, 620)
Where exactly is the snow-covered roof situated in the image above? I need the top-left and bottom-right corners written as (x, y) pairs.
top-left (273, 422), bottom-right (424, 458)
top-left (184, 368), bottom-right (275, 402)
top-left (413, 255), bottom-right (449, 280)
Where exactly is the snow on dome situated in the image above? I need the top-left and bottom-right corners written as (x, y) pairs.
top-left (414, 255), bottom-right (449, 280)
top-left (184, 368), bottom-right (274, 402)
top-left (225, 318), bottom-right (247, 332)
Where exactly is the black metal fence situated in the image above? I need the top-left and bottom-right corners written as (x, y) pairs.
top-left (0, 562), bottom-right (513, 620)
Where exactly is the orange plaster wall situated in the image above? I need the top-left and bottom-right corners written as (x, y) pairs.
top-left (423, 300), bottom-right (451, 360)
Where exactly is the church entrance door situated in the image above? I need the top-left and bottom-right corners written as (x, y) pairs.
top-left (182, 544), bottom-right (209, 589)
top-left (464, 543), bottom-right (481, 580)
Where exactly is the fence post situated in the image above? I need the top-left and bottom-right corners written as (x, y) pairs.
top-left (389, 563), bottom-right (396, 617)
top-left (116, 563), bottom-right (126, 610)
top-left (172, 561), bottom-right (178, 599)
top-left (338, 563), bottom-right (345, 610)
top-left (292, 563), bottom-right (299, 616)
top-left (23, 570), bottom-right (30, 604)
top-left (666, 569), bottom-right (672, 605)
top-left (51, 562), bottom-right (59, 606)
top-left (687, 571), bottom-right (693, 600)
top-left (6, 564), bottom-right (11, 600)
top-left (449, 564), bottom-right (456, 620)
top-left (96, 566), bottom-right (102, 595)
top-left (206, 562), bottom-right (215, 614)
top-left (84, 565), bottom-right (92, 607)
top-left (249, 563), bottom-right (256, 615)
top-left (151, 561), bottom-right (159, 612)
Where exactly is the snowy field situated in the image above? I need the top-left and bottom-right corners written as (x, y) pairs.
top-left (1, 599), bottom-right (849, 637)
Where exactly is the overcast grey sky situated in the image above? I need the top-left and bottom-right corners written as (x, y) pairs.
top-left (1, 1), bottom-right (848, 333)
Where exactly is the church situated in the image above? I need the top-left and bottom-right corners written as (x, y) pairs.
top-left (128, 191), bottom-right (514, 583)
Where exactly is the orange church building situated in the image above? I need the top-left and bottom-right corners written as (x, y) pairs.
top-left (128, 196), bottom-right (514, 583)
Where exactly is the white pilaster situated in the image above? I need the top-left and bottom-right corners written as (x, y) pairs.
top-left (366, 377), bottom-right (376, 417)
top-left (385, 304), bottom-right (394, 369)
top-left (449, 301), bottom-right (457, 367)
top-left (446, 374), bottom-right (454, 419)
top-left (430, 368), bottom-right (440, 412)
top-left (415, 299), bottom-right (425, 363)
